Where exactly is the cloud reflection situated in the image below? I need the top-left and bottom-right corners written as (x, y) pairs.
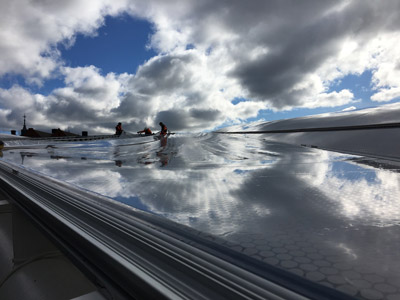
top-left (2, 134), bottom-right (400, 232)
top-left (2, 133), bottom-right (400, 297)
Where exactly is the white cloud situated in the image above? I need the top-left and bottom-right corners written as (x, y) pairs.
top-left (129, 0), bottom-right (400, 113)
top-left (371, 87), bottom-right (400, 102)
top-left (60, 66), bottom-right (124, 112)
top-left (0, 85), bottom-right (50, 129)
top-left (341, 106), bottom-right (356, 112)
top-left (1, 0), bottom-right (400, 132)
top-left (320, 166), bottom-right (400, 226)
top-left (0, 0), bottom-right (129, 82)
top-left (310, 90), bottom-right (356, 109)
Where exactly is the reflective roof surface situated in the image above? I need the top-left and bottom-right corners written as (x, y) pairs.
top-left (1, 133), bottom-right (400, 299)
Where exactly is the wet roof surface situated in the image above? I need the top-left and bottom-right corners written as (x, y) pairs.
top-left (1, 133), bottom-right (400, 299)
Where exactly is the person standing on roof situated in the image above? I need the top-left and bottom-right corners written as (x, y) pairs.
top-left (137, 127), bottom-right (153, 135)
top-left (115, 122), bottom-right (123, 135)
top-left (159, 122), bottom-right (168, 136)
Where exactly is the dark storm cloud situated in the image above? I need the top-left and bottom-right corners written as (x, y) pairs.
top-left (144, 0), bottom-right (400, 108)
top-left (231, 19), bottom-right (340, 106)
top-left (113, 92), bottom-right (154, 118)
top-left (226, 0), bottom-right (400, 106)
top-left (45, 96), bottom-right (101, 123)
top-left (132, 53), bottom-right (197, 95)
top-left (185, 0), bottom-right (334, 43)
top-left (189, 108), bottom-right (221, 121)
top-left (155, 110), bottom-right (189, 131)
top-left (73, 86), bottom-right (110, 98)
top-left (154, 108), bottom-right (222, 131)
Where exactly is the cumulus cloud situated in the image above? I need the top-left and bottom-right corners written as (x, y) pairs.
top-left (371, 87), bottom-right (400, 102)
top-left (0, 0), bottom-right (129, 83)
top-left (1, 0), bottom-right (400, 132)
top-left (147, 0), bottom-right (400, 108)
top-left (50, 66), bottom-right (124, 114)
top-left (0, 85), bottom-right (49, 129)
top-left (113, 50), bottom-right (259, 131)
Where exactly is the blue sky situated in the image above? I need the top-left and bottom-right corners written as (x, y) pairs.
top-left (1, 0), bottom-right (400, 135)
top-left (0, 15), bottom-right (156, 96)
top-left (61, 15), bottom-right (156, 77)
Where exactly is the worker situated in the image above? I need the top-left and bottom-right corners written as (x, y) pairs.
top-left (137, 127), bottom-right (153, 135)
top-left (115, 122), bottom-right (123, 135)
top-left (159, 122), bottom-right (168, 136)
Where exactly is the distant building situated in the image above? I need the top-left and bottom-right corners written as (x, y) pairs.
top-left (24, 128), bottom-right (52, 138)
top-left (51, 128), bottom-right (79, 137)
top-left (19, 114), bottom-right (79, 138)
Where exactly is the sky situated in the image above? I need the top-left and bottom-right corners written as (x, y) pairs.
top-left (1, 0), bottom-right (400, 135)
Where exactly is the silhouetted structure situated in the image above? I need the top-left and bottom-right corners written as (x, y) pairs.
top-left (24, 128), bottom-right (52, 138)
top-left (20, 114), bottom-right (27, 136)
top-left (19, 115), bottom-right (79, 138)
top-left (51, 128), bottom-right (79, 137)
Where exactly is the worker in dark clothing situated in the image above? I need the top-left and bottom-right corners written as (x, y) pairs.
top-left (115, 122), bottom-right (123, 135)
top-left (137, 127), bottom-right (153, 135)
top-left (159, 122), bottom-right (168, 136)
